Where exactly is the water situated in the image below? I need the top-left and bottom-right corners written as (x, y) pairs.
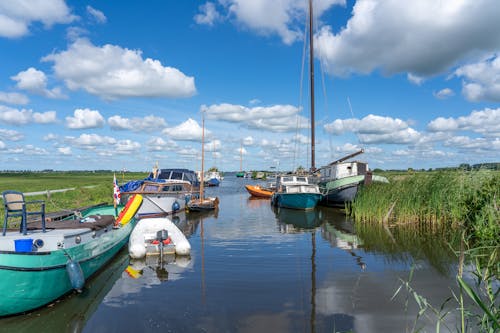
top-left (1, 175), bottom-right (464, 332)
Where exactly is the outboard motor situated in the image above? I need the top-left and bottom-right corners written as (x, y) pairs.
top-left (156, 229), bottom-right (169, 262)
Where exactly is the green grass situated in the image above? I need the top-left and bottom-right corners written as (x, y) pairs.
top-left (352, 170), bottom-right (500, 249)
top-left (0, 171), bottom-right (148, 221)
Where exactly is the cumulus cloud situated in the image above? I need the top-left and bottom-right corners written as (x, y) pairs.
top-left (0, 0), bottom-right (76, 38)
top-left (194, 2), bottom-right (222, 26)
top-left (454, 54), bottom-right (500, 102)
top-left (0, 105), bottom-right (57, 125)
top-left (146, 137), bottom-right (178, 152)
top-left (58, 146), bottom-right (72, 155)
top-left (115, 139), bottom-right (141, 152)
top-left (163, 118), bottom-right (206, 141)
top-left (108, 114), bottom-right (167, 132)
top-left (0, 91), bottom-right (28, 105)
top-left (315, 0), bottom-right (500, 78)
top-left (66, 133), bottom-right (116, 149)
top-left (42, 38), bottom-right (196, 100)
top-left (86, 6), bottom-right (106, 24)
top-left (66, 108), bottom-right (105, 129)
top-left (427, 107), bottom-right (500, 137)
top-left (324, 114), bottom-right (420, 144)
top-left (11, 67), bottom-right (65, 98)
top-left (201, 103), bottom-right (308, 132)
top-left (0, 128), bottom-right (24, 141)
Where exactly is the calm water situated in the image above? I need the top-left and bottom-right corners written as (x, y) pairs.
top-left (1, 176), bottom-right (464, 333)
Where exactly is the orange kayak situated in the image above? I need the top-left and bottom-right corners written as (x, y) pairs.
top-left (245, 185), bottom-right (274, 198)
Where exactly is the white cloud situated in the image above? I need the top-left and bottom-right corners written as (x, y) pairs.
top-left (66, 133), bottom-right (117, 149)
top-left (433, 88), bottom-right (455, 99)
top-left (58, 146), bottom-right (72, 155)
top-left (454, 54), bottom-right (500, 102)
top-left (86, 6), bottom-right (107, 24)
top-left (43, 38), bottom-right (196, 100)
top-left (0, 140), bottom-right (5, 150)
top-left (243, 136), bottom-right (254, 145)
top-left (66, 108), bottom-right (105, 129)
top-left (427, 108), bottom-right (500, 137)
top-left (0, 91), bottom-right (28, 105)
top-left (202, 103), bottom-right (308, 132)
top-left (163, 118), bottom-right (206, 141)
top-left (146, 137), bottom-right (178, 152)
top-left (315, 0), bottom-right (500, 77)
top-left (0, 0), bottom-right (76, 38)
top-left (0, 128), bottom-right (23, 141)
top-left (0, 105), bottom-right (57, 125)
top-left (194, 2), bottom-right (222, 26)
top-left (115, 139), bottom-right (141, 152)
top-left (108, 115), bottom-right (167, 132)
top-left (11, 67), bottom-right (65, 98)
top-left (324, 114), bottom-right (420, 144)
top-left (33, 110), bottom-right (57, 124)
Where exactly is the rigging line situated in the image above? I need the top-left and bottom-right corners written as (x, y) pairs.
top-left (295, 1), bottom-right (309, 172)
top-left (347, 97), bottom-right (362, 145)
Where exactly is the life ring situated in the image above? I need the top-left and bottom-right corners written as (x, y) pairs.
top-left (116, 194), bottom-right (143, 226)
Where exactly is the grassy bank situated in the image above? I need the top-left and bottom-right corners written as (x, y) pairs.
top-left (0, 171), bottom-right (148, 218)
top-left (352, 170), bottom-right (500, 248)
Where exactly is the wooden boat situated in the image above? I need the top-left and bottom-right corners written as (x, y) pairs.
top-left (128, 217), bottom-right (191, 258)
top-left (187, 111), bottom-right (219, 212)
top-left (0, 196), bottom-right (141, 317)
top-left (270, 174), bottom-right (322, 210)
top-left (244, 184), bottom-right (274, 198)
top-left (318, 150), bottom-right (389, 207)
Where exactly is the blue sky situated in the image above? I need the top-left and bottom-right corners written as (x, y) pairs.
top-left (0, 0), bottom-right (498, 172)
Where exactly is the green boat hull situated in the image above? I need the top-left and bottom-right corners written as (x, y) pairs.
top-left (0, 205), bottom-right (136, 316)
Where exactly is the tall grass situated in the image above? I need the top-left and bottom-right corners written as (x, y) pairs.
top-left (352, 170), bottom-right (500, 248)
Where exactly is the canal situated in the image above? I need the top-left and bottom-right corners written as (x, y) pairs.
top-left (1, 175), bottom-right (464, 332)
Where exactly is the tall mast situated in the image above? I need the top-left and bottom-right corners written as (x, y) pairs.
top-left (309, 0), bottom-right (316, 171)
top-left (200, 112), bottom-right (205, 200)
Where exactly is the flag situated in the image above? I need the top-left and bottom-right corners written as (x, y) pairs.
top-left (113, 173), bottom-right (121, 206)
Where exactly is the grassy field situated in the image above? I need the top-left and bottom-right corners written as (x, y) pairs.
top-left (0, 171), bottom-right (148, 218)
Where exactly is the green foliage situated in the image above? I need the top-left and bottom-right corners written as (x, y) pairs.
top-left (352, 170), bottom-right (500, 249)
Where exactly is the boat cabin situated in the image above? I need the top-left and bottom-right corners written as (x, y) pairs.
top-left (149, 168), bottom-right (199, 186)
top-left (275, 175), bottom-right (320, 194)
top-left (124, 180), bottom-right (192, 195)
top-left (319, 161), bottom-right (368, 182)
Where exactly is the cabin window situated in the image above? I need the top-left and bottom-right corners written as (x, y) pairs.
top-left (172, 185), bottom-right (183, 191)
top-left (171, 171), bottom-right (183, 180)
top-left (297, 177), bottom-right (306, 182)
top-left (144, 185), bottom-right (159, 192)
top-left (161, 186), bottom-right (170, 192)
top-left (283, 177), bottom-right (293, 182)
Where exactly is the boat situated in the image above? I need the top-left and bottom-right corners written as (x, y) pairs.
top-left (244, 184), bottom-right (274, 198)
top-left (119, 167), bottom-right (199, 217)
top-left (187, 111), bottom-right (219, 212)
top-left (270, 174), bottom-right (322, 210)
top-left (120, 179), bottom-right (193, 217)
top-left (128, 217), bottom-right (191, 258)
top-left (0, 194), bottom-right (141, 317)
top-left (204, 168), bottom-right (223, 187)
top-left (318, 149), bottom-right (389, 207)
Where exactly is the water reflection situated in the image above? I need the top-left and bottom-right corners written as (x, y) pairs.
top-left (0, 248), bottom-right (129, 332)
top-left (272, 206), bottom-right (323, 231)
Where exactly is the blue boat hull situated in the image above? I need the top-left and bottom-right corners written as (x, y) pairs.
top-left (271, 193), bottom-right (322, 210)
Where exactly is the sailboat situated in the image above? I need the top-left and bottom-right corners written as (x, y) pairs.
top-left (236, 141), bottom-right (245, 177)
top-left (270, 0), bottom-right (322, 210)
top-left (187, 112), bottom-right (219, 212)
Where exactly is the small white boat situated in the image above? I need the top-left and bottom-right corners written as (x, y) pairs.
top-left (128, 217), bottom-right (191, 259)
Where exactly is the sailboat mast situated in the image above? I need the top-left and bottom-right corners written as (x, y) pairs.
top-left (200, 113), bottom-right (205, 200)
top-left (309, 0), bottom-right (316, 171)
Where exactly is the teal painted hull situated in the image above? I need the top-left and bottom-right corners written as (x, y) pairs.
top-left (271, 193), bottom-right (322, 210)
top-left (0, 205), bottom-right (136, 317)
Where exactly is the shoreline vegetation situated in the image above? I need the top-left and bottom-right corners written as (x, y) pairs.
top-left (1, 168), bottom-right (498, 330)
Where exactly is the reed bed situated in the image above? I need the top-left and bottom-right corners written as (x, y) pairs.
top-left (352, 170), bottom-right (500, 247)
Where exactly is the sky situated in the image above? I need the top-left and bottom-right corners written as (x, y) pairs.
top-left (0, 0), bottom-right (499, 172)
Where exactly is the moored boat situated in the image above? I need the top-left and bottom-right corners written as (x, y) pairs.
top-left (270, 174), bottom-right (322, 210)
top-left (0, 195), bottom-right (141, 317)
top-left (318, 150), bottom-right (389, 207)
top-left (128, 217), bottom-right (191, 258)
top-left (244, 184), bottom-right (274, 198)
